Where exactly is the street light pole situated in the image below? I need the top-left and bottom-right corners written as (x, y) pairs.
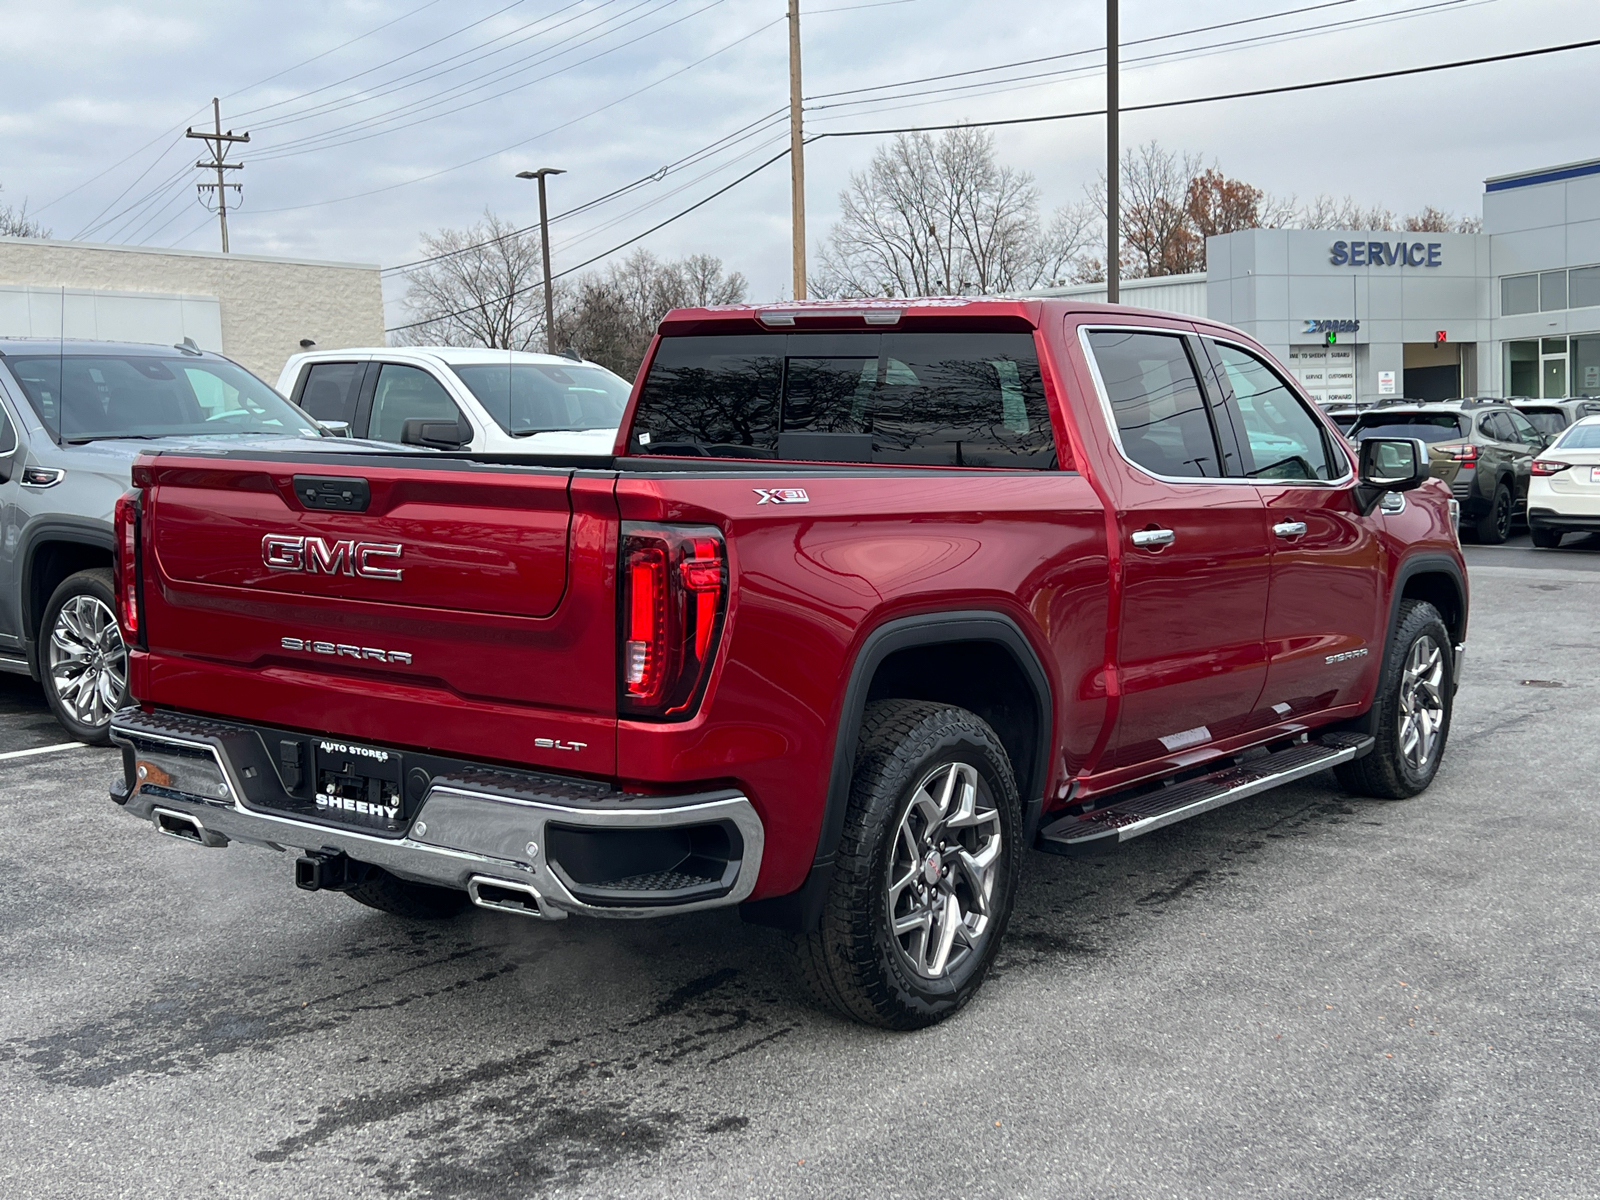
top-left (1106, 0), bottom-right (1119, 304)
top-left (788, 0), bottom-right (807, 301)
top-left (516, 167), bottom-right (566, 353)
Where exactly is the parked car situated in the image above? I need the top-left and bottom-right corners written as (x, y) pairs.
top-left (1527, 413), bottom-right (1600, 547)
top-left (276, 347), bottom-right (631, 455)
top-left (0, 338), bottom-right (342, 742)
top-left (108, 299), bottom-right (1466, 1029)
top-left (1347, 400), bottom-right (1547, 543)
top-left (1507, 397), bottom-right (1600, 439)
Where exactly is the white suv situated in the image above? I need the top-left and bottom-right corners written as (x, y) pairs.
top-left (275, 346), bottom-right (631, 455)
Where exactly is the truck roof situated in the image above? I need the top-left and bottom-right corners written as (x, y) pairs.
top-left (657, 296), bottom-right (1214, 336)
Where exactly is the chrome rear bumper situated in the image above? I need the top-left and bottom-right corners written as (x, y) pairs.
top-left (109, 709), bottom-right (763, 920)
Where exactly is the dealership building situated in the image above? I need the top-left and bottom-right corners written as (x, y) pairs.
top-left (1043, 155), bottom-right (1600, 406)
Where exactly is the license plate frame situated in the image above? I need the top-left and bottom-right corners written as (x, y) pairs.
top-left (312, 737), bottom-right (406, 831)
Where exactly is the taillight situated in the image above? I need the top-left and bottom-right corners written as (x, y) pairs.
top-left (1440, 442), bottom-right (1478, 463)
top-left (619, 524), bottom-right (727, 719)
top-left (113, 489), bottom-right (143, 643)
top-left (1531, 459), bottom-right (1573, 476)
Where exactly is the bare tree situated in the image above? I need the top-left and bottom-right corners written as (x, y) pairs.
top-left (556, 250), bottom-right (746, 378)
top-left (817, 128), bottom-right (1094, 298)
top-left (397, 210), bottom-right (546, 349)
top-left (1087, 142), bottom-right (1203, 277)
top-left (1404, 204), bottom-right (1481, 233)
top-left (0, 186), bottom-right (50, 239)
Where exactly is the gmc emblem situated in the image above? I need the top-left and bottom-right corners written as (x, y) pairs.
top-left (262, 534), bottom-right (403, 581)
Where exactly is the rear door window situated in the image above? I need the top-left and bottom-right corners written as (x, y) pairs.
top-left (1086, 330), bottom-right (1222, 478)
top-left (296, 362), bottom-right (364, 425)
top-left (629, 332), bottom-right (1053, 467)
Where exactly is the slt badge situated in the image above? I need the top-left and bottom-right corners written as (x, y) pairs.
top-left (263, 534), bottom-right (403, 580)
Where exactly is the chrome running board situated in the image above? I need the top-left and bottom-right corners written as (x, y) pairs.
top-left (1037, 733), bottom-right (1374, 853)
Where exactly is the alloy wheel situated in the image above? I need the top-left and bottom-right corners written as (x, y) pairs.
top-left (47, 595), bottom-right (127, 731)
top-left (886, 761), bottom-right (1003, 979)
top-left (1397, 634), bottom-right (1446, 773)
top-left (1494, 489), bottom-right (1512, 540)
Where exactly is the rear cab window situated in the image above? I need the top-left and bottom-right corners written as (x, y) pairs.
top-left (296, 362), bottom-right (366, 425)
top-left (1085, 329), bottom-right (1223, 479)
top-left (627, 331), bottom-right (1055, 468)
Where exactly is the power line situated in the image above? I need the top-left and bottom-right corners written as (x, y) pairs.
top-left (807, 34), bottom-right (1600, 139)
top-left (386, 148), bottom-right (792, 334)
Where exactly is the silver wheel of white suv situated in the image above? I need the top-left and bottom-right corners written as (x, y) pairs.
top-left (41, 568), bottom-right (128, 744)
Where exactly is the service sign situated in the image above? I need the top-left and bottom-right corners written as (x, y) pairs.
top-left (1331, 240), bottom-right (1442, 267)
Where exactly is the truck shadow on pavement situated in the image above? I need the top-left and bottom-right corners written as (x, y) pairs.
top-left (3, 772), bottom-right (1393, 1199)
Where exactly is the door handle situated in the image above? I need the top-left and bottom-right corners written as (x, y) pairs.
top-left (1272, 521), bottom-right (1308, 539)
top-left (1131, 528), bottom-right (1176, 548)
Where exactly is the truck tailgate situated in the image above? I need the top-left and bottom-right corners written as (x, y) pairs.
top-left (132, 455), bottom-right (619, 775)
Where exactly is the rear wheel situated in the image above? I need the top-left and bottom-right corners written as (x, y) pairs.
top-left (1473, 481), bottom-right (1513, 544)
top-left (40, 568), bottom-right (127, 745)
top-left (344, 867), bottom-right (469, 919)
top-left (1530, 526), bottom-right (1564, 549)
top-left (1335, 600), bottom-right (1452, 800)
top-left (786, 700), bottom-right (1021, 1030)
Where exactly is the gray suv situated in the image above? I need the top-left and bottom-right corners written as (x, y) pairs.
top-left (0, 339), bottom-right (330, 742)
top-left (1347, 400), bottom-right (1549, 542)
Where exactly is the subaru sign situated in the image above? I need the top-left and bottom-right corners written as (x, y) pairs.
top-left (1331, 240), bottom-right (1442, 267)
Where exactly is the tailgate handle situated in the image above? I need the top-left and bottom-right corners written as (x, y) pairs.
top-left (294, 475), bottom-right (371, 513)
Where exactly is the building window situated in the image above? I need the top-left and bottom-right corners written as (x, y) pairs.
top-left (1502, 274), bottom-right (1538, 315)
top-left (1571, 266), bottom-right (1600, 310)
top-left (1573, 335), bottom-right (1600, 396)
top-left (1541, 271), bottom-right (1569, 312)
top-left (1506, 339), bottom-right (1539, 396)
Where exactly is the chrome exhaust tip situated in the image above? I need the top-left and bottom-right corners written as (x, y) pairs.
top-left (466, 875), bottom-right (564, 920)
top-left (152, 807), bottom-right (228, 849)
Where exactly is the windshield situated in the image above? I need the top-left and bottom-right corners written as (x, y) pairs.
top-left (1516, 407), bottom-right (1569, 436)
top-left (1349, 414), bottom-right (1468, 443)
top-left (450, 362), bottom-right (630, 436)
top-left (5, 354), bottom-right (317, 441)
top-left (1554, 422), bottom-right (1600, 450)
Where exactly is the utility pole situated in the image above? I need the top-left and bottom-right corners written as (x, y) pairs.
top-left (517, 167), bottom-right (566, 353)
top-left (1106, 0), bottom-right (1119, 304)
top-left (788, 0), bottom-right (807, 301)
top-left (186, 98), bottom-right (249, 253)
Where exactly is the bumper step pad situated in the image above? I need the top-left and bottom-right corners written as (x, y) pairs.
top-left (1037, 732), bottom-right (1373, 853)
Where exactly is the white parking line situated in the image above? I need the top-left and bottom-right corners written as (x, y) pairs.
top-left (0, 741), bottom-right (90, 762)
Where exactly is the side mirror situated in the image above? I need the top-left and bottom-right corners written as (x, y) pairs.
top-left (317, 420), bottom-right (352, 438)
top-left (1355, 436), bottom-right (1430, 514)
top-left (400, 418), bottom-right (468, 450)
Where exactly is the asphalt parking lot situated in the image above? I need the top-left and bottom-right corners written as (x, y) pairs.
top-left (3, 532), bottom-right (1598, 1199)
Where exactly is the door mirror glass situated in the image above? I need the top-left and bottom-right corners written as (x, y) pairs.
top-left (1359, 437), bottom-right (1428, 489)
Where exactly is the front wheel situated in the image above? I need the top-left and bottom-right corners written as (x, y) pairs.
top-left (40, 568), bottom-right (127, 745)
top-left (786, 700), bottom-right (1022, 1030)
top-left (1335, 600), bottom-right (1453, 799)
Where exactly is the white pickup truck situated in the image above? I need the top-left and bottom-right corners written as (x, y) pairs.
top-left (275, 346), bottom-right (630, 455)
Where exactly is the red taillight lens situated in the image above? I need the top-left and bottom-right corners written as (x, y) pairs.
top-left (1531, 459), bottom-right (1573, 476)
top-left (1441, 442), bottom-right (1478, 463)
top-left (113, 489), bottom-right (142, 641)
top-left (619, 525), bottom-right (727, 719)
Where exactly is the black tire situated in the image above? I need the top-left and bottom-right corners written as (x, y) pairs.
top-left (39, 567), bottom-right (127, 746)
top-left (344, 866), bottom-right (469, 919)
top-left (786, 700), bottom-right (1023, 1030)
top-left (1530, 526), bottom-right (1564, 549)
top-left (1473, 481), bottom-right (1513, 544)
top-left (1335, 600), bottom-right (1453, 800)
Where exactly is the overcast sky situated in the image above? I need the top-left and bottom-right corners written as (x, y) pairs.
top-left (1, 0), bottom-right (1595, 326)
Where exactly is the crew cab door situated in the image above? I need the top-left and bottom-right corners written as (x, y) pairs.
top-left (1081, 327), bottom-right (1272, 772)
top-left (1199, 337), bottom-right (1383, 717)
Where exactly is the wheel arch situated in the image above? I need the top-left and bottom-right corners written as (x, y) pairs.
top-left (741, 610), bottom-right (1054, 932)
top-left (22, 522), bottom-right (115, 678)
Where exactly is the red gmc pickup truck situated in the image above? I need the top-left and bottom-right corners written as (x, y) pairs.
top-left (108, 298), bottom-right (1467, 1029)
